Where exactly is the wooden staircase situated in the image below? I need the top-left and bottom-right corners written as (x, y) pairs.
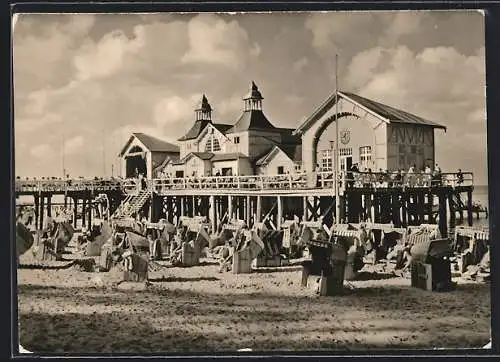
top-left (112, 189), bottom-right (151, 219)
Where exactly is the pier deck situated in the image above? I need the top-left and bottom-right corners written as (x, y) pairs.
top-left (15, 171), bottom-right (474, 196)
top-left (15, 172), bottom-right (476, 238)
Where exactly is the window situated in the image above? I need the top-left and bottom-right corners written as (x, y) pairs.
top-left (399, 155), bottom-right (405, 167)
top-left (205, 136), bottom-right (221, 152)
top-left (234, 136), bottom-right (240, 144)
top-left (212, 138), bottom-right (221, 151)
top-left (321, 150), bottom-right (332, 171)
top-left (277, 166), bottom-right (284, 175)
top-left (359, 146), bottom-right (372, 168)
top-left (294, 163), bottom-right (301, 172)
top-left (175, 170), bottom-right (184, 178)
top-left (339, 148), bottom-right (353, 156)
top-left (410, 145), bottom-right (417, 154)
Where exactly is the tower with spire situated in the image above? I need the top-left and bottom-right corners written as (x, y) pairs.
top-left (243, 81), bottom-right (264, 111)
top-left (178, 94), bottom-right (214, 143)
top-left (195, 94), bottom-right (212, 121)
top-left (173, 81), bottom-right (300, 176)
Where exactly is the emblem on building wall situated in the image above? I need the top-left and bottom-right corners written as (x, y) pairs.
top-left (340, 130), bottom-right (351, 145)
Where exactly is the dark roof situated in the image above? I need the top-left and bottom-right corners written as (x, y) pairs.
top-left (255, 145), bottom-right (301, 166)
top-left (226, 110), bottom-right (276, 133)
top-left (340, 91), bottom-right (447, 130)
top-left (119, 133), bottom-right (179, 156)
top-left (152, 155), bottom-right (172, 173)
top-left (189, 152), bottom-right (214, 161)
top-left (294, 91), bottom-right (447, 135)
top-left (254, 146), bottom-right (276, 166)
top-left (243, 81), bottom-right (264, 100)
top-left (178, 120), bottom-right (212, 141)
top-left (281, 144), bottom-right (302, 162)
top-left (277, 128), bottom-right (302, 145)
top-left (173, 152), bottom-right (214, 166)
top-left (211, 153), bottom-right (249, 162)
top-left (196, 94), bottom-right (212, 112)
top-left (213, 123), bottom-right (233, 133)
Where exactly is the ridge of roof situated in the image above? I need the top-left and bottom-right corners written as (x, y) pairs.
top-left (294, 91), bottom-right (447, 135)
top-left (119, 133), bottom-right (179, 156)
top-left (178, 120), bottom-right (212, 141)
top-left (339, 91), bottom-right (447, 130)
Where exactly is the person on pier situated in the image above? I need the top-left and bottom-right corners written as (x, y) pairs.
top-left (347, 163), bottom-right (359, 189)
top-left (456, 169), bottom-right (464, 186)
top-left (432, 163), bottom-right (442, 186)
top-left (392, 169), bottom-right (402, 187)
top-left (407, 164), bottom-right (416, 187)
top-left (424, 165), bottom-right (432, 187)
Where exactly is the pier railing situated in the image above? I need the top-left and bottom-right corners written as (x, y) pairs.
top-left (15, 178), bottom-right (123, 193)
top-left (345, 171), bottom-right (474, 189)
top-left (15, 171), bottom-right (473, 195)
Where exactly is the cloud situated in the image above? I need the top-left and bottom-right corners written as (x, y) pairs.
top-left (343, 44), bottom-right (486, 183)
top-left (181, 14), bottom-right (260, 70)
top-left (293, 57), bottom-right (309, 73)
top-left (30, 144), bottom-right (54, 159)
top-left (13, 14), bottom-right (96, 93)
top-left (73, 29), bottom-right (143, 81)
top-left (216, 93), bottom-right (244, 118)
top-left (64, 135), bottom-right (85, 155)
top-left (16, 114), bottom-right (63, 134)
top-left (153, 94), bottom-right (200, 128)
top-left (12, 12), bottom-right (487, 184)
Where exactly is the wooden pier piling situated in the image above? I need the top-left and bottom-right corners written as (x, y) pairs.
top-left (15, 172), bottom-right (478, 236)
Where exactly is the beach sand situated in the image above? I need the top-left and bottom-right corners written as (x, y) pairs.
top-left (16, 255), bottom-right (491, 353)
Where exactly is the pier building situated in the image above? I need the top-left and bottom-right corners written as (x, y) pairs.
top-left (15, 81), bottom-right (476, 241)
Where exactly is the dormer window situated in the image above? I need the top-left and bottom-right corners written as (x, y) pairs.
top-left (234, 136), bottom-right (240, 144)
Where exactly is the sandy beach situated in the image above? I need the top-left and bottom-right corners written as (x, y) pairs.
top-left (17, 255), bottom-right (491, 353)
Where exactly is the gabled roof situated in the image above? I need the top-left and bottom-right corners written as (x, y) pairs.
top-left (226, 110), bottom-right (276, 134)
top-left (255, 144), bottom-right (302, 166)
top-left (188, 152), bottom-right (214, 161)
top-left (282, 144), bottom-right (302, 162)
top-left (294, 91), bottom-right (447, 135)
top-left (178, 120), bottom-right (212, 141)
top-left (213, 123), bottom-right (233, 134)
top-left (211, 153), bottom-right (249, 162)
top-left (119, 133), bottom-right (180, 156)
top-left (340, 91), bottom-right (447, 130)
top-left (172, 152), bottom-right (214, 166)
top-left (152, 155), bottom-right (173, 173)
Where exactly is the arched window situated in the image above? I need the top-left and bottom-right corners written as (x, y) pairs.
top-left (205, 139), bottom-right (212, 152)
top-left (205, 136), bottom-right (221, 152)
top-left (129, 146), bottom-right (143, 153)
top-left (212, 138), bottom-right (221, 151)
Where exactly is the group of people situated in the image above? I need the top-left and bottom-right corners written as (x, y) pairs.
top-left (342, 163), bottom-right (465, 189)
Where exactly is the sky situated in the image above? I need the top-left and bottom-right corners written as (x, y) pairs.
top-left (12, 11), bottom-right (488, 185)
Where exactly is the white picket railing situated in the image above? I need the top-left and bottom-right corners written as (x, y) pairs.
top-left (14, 171), bottom-right (474, 194)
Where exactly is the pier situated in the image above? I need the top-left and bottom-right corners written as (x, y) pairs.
top-left (15, 171), bottom-right (476, 238)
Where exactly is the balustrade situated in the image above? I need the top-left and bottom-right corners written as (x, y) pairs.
top-left (14, 171), bottom-right (473, 194)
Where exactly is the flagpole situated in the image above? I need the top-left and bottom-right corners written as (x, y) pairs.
top-left (335, 53), bottom-right (340, 227)
top-left (62, 126), bottom-right (66, 180)
top-left (102, 128), bottom-right (106, 177)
